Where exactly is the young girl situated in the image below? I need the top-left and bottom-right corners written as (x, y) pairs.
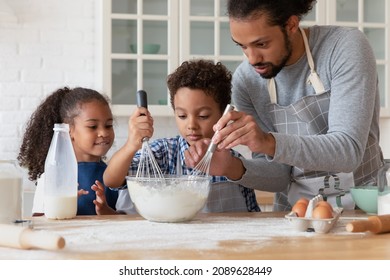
top-left (18, 87), bottom-right (120, 216)
top-left (104, 60), bottom-right (260, 213)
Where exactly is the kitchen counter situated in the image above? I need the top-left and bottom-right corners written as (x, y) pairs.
top-left (0, 211), bottom-right (389, 260)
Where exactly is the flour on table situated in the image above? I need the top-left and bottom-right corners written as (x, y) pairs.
top-left (33, 217), bottom-right (356, 251)
top-left (0, 215), bottom-right (363, 259)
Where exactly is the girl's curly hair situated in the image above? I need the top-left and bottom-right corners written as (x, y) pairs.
top-left (227, 0), bottom-right (316, 26)
top-left (166, 59), bottom-right (232, 113)
top-left (17, 87), bottom-right (110, 181)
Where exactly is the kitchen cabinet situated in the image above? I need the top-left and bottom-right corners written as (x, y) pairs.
top-left (302, 0), bottom-right (390, 117)
top-left (103, 0), bottom-right (390, 117)
top-left (102, 0), bottom-right (242, 116)
top-left (103, 0), bottom-right (177, 116)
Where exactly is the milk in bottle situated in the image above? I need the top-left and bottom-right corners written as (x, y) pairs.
top-left (44, 123), bottom-right (77, 219)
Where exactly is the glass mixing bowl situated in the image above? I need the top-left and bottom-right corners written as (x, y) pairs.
top-left (126, 175), bottom-right (211, 223)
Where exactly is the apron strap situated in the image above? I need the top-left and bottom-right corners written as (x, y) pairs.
top-left (300, 27), bottom-right (326, 94)
top-left (268, 79), bottom-right (277, 104)
top-left (301, 27), bottom-right (315, 71)
top-left (267, 27), bottom-right (325, 103)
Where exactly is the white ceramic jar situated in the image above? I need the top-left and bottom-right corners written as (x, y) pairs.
top-left (0, 160), bottom-right (22, 224)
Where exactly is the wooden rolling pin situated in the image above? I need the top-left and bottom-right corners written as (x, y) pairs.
top-left (0, 224), bottom-right (65, 250)
top-left (346, 214), bottom-right (390, 234)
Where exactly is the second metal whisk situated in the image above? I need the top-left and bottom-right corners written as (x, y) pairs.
top-left (190, 104), bottom-right (235, 177)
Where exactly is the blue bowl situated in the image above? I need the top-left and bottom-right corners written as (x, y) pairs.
top-left (350, 186), bottom-right (378, 215)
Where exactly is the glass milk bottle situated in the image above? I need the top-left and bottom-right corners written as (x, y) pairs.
top-left (0, 160), bottom-right (22, 224)
top-left (377, 159), bottom-right (390, 215)
top-left (44, 123), bottom-right (78, 219)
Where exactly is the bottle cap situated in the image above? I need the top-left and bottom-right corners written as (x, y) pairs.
top-left (53, 123), bottom-right (69, 131)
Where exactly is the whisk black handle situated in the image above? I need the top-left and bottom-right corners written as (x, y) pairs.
top-left (137, 90), bottom-right (148, 109)
top-left (136, 90), bottom-right (150, 142)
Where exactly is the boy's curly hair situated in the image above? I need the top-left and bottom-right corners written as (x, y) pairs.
top-left (166, 59), bottom-right (232, 113)
top-left (17, 87), bottom-right (110, 181)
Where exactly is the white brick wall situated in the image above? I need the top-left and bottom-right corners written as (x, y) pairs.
top-left (0, 0), bottom-right (97, 161)
top-left (0, 0), bottom-right (178, 199)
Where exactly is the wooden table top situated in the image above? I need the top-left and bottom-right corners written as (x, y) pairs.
top-left (1, 211), bottom-right (389, 260)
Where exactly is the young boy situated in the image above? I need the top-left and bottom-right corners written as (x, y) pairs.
top-left (104, 60), bottom-right (260, 213)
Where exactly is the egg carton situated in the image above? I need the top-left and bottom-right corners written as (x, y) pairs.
top-left (285, 195), bottom-right (343, 233)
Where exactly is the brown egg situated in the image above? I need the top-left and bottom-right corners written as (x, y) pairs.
top-left (292, 202), bottom-right (308, 217)
top-left (312, 205), bottom-right (333, 219)
top-left (296, 197), bottom-right (309, 207)
top-left (316, 201), bottom-right (333, 212)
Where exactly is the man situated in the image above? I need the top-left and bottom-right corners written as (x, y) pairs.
top-left (185, 0), bottom-right (384, 211)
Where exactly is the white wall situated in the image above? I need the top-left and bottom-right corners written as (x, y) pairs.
top-left (0, 0), bottom-right (389, 196)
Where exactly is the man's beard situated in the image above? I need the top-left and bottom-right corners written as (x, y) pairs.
top-left (254, 29), bottom-right (292, 79)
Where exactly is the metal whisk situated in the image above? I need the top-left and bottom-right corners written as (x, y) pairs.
top-left (190, 104), bottom-right (235, 177)
top-left (135, 90), bottom-right (164, 180)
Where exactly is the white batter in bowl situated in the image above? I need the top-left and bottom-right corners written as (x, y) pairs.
top-left (126, 175), bottom-right (211, 222)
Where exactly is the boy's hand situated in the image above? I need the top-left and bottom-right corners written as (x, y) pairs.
top-left (103, 107), bottom-right (153, 189)
top-left (184, 139), bottom-right (210, 167)
top-left (127, 107), bottom-right (154, 152)
top-left (184, 139), bottom-right (237, 177)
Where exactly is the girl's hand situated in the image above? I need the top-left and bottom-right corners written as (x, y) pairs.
top-left (77, 182), bottom-right (89, 197)
top-left (91, 180), bottom-right (117, 215)
top-left (78, 189), bottom-right (89, 197)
